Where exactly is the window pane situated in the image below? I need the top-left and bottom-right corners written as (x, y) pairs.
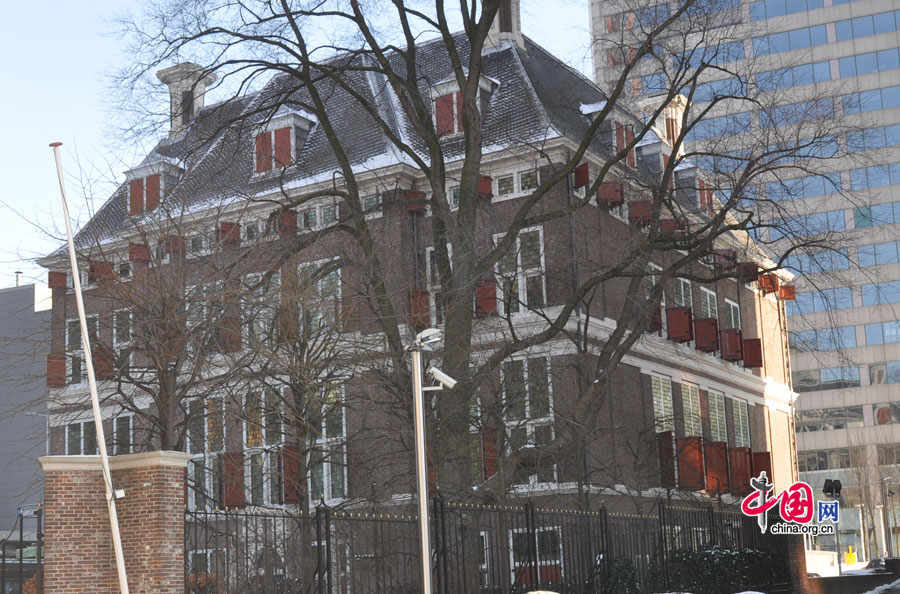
top-left (527, 358), bottom-right (550, 417)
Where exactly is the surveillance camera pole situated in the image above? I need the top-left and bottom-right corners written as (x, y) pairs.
top-left (410, 342), bottom-right (433, 594)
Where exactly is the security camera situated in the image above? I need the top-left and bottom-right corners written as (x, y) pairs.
top-left (427, 366), bottom-right (457, 389)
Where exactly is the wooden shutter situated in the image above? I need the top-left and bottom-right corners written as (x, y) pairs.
top-left (145, 174), bottom-right (160, 212)
top-left (129, 179), bottom-right (144, 215)
top-left (282, 444), bottom-right (302, 505)
top-left (48, 271), bottom-right (66, 290)
top-left (278, 209), bottom-right (298, 235)
top-left (223, 452), bottom-right (246, 508)
top-left (677, 436), bottom-right (705, 491)
top-left (255, 132), bottom-right (273, 173)
top-left (475, 278), bottom-right (498, 317)
top-left (657, 431), bottom-right (676, 488)
top-left (218, 222), bottom-right (241, 246)
top-left (435, 94), bottom-right (455, 136)
top-left (694, 317), bottom-right (719, 352)
top-left (729, 447), bottom-right (752, 496)
top-left (625, 127), bottom-right (636, 167)
top-left (615, 122), bottom-right (625, 153)
top-left (752, 451), bottom-right (774, 484)
top-left (666, 307), bottom-right (694, 342)
top-left (705, 441), bottom-right (730, 493)
top-left (274, 127), bottom-right (292, 167)
top-left (574, 163), bottom-right (589, 188)
top-left (410, 290), bottom-right (430, 330)
top-left (93, 345), bottom-right (115, 380)
top-left (742, 338), bottom-right (763, 368)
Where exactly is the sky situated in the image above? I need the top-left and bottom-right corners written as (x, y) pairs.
top-left (0, 1), bottom-right (593, 290)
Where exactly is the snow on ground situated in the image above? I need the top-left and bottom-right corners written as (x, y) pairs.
top-left (863, 578), bottom-right (900, 594)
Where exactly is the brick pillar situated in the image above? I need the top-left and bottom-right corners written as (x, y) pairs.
top-left (787, 533), bottom-right (810, 594)
top-left (40, 451), bottom-right (192, 594)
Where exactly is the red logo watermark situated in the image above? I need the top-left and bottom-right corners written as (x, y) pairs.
top-left (740, 472), bottom-right (835, 536)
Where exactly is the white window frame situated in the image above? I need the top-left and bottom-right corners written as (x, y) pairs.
top-left (494, 226), bottom-right (546, 316)
top-left (432, 90), bottom-right (464, 137)
top-left (673, 278), bottom-right (692, 308)
top-left (493, 169), bottom-right (541, 203)
top-left (243, 272), bottom-right (281, 347)
top-left (113, 309), bottom-right (133, 373)
top-left (65, 419), bottom-right (97, 455)
top-left (682, 383), bottom-right (702, 437)
top-left (651, 374), bottom-right (674, 433)
top-left (187, 229), bottom-right (217, 258)
top-left (708, 390), bottom-right (727, 443)
top-left (309, 382), bottom-right (347, 505)
top-left (112, 414), bottom-right (134, 455)
top-left (187, 548), bottom-right (227, 577)
top-left (508, 525), bottom-right (563, 584)
top-left (298, 259), bottom-right (342, 335)
top-left (187, 396), bottom-right (226, 510)
top-left (502, 355), bottom-right (556, 486)
top-left (65, 315), bottom-right (98, 386)
top-left (425, 244), bottom-right (453, 326)
top-left (732, 398), bottom-right (750, 448)
top-left (724, 299), bottom-right (741, 330)
top-left (244, 388), bottom-right (285, 507)
top-left (645, 262), bottom-right (666, 335)
top-left (699, 287), bottom-right (718, 320)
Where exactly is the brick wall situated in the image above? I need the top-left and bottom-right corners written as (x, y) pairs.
top-left (40, 451), bottom-right (192, 594)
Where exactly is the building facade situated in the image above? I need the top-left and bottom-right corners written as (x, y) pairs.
top-left (590, 0), bottom-right (900, 558)
top-left (38, 10), bottom-right (795, 525)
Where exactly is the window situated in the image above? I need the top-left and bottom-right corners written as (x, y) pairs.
top-left (732, 399), bottom-right (750, 448)
top-left (187, 397), bottom-right (225, 509)
top-left (796, 407), bottom-right (864, 432)
top-left (724, 300), bottom-right (740, 330)
top-left (789, 327), bottom-right (856, 352)
top-left (753, 25), bottom-right (827, 56)
top-left (651, 375), bottom-right (674, 433)
top-left (699, 288), bottom-right (717, 319)
top-left (770, 211), bottom-right (845, 240)
top-left (426, 244), bottom-right (452, 325)
top-left (784, 249), bottom-right (849, 274)
top-left (765, 173), bottom-right (841, 202)
top-left (756, 62), bottom-right (830, 92)
top-left (686, 112), bottom-right (751, 141)
top-left (862, 281), bottom-right (900, 307)
top-left (673, 278), bottom-right (692, 308)
top-left (786, 287), bottom-right (852, 315)
top-left (749, 0), bottom-right (823, 20)
top-left (866, 322), bottom-right (900, 346)
top-left (835, 11), bottom-right (900, 42)
top-left (839, 49), bottom-right (900, 78)
top-left (693, 76), bottom-right (746, 103)
top-left (66, 420), bottom-right (98, 455)
top-left (847, 125), bottom-right (900, 152)
top-left (503, 356), bottom-right (555, 485)
top-left (800, 447), bottom-right (862, 471)
top-left (255, 127), bottom-right (293, 174)
top-left (509, 527), bottom-right (562, 583)
top-left (793, 366), bottom-right (860, 392)
top-left (298, 262), bottom-right (341, 336)
top-left (495, 228), bottom-right (545, 315)
top-left (497, 175), bottom-right (515, 196)
top-left (678, 41), bottom-right (745, 70)
top-left (244, 273), bottom-right (281, 346)
top-left (113, 310), bottom-right (132, 373)
top-left (844, 86), bottom-right (900, 115)
top-left (854, 202), bottom-right (900, 228)
top-left (310, 382), bottom-right (346, 503)
top-left (245, 389), bottom-right (283, 506)
top-left (434, 91), bottom-right (463, 136)
top-left (66, 316), bottom-right (98, 384)
top-left (761, 99), bottom-right (834, 129)
top-left (682, 384), bottom-right (701, 437)
top-left (870, 361), bottom-right (900, 386)
top-left (708, 391), bottom-right (727, 442)
top-left (113, 415), bottom-right (134, 455)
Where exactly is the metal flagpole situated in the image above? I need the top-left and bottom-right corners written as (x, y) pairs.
top-left (49, 142), bottom-right (130, 594)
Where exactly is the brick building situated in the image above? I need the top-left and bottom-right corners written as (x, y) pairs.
top-left (37, 6), bottom-right (796, 518)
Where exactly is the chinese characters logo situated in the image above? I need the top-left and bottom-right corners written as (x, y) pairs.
top-left (740, 472), bottom-right (836, 536)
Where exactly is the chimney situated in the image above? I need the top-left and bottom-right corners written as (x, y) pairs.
top-left (156, 63), bottom-right (217, 136)
top-left (485, 0), bottom-right (524, 50)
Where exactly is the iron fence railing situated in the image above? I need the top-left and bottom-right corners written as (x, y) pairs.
top-left (1, 504), bottom-right (43, 594)
top-left (185, 498), bottom-right (791, 594)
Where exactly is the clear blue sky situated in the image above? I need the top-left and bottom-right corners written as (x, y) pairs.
top-left (0, 1), bottom-right (592, 289)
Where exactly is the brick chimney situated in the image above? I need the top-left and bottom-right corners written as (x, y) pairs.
top-left (156, 62), bottom-right (217, 136)
top-left (485, 0), bottom-right (524, 50)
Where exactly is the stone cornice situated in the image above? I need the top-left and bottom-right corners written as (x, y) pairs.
top-left (39, 450), bottom-right (193, 472)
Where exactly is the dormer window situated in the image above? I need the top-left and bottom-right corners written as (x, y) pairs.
top-left (435, 92), bottom-right (464, 136)
top-left (129, 175), bottom-right (160, 216)
top-left (255, 127), bottom-right (293, 173)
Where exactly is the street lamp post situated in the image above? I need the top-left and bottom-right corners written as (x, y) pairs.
top-left (882, 477), bottom-right (894, 557)
top-left (824, 479), bottom-right (843, 576)
top-left (406, 328), bottom-right (456, 594)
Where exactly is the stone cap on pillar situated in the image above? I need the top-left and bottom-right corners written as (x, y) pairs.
top-left (40, 450), bottom-right (194, 471)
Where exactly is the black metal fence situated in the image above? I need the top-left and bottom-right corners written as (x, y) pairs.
top-left (1, 504), bottom-right (43, 594)
top-left (185, 498), bottom-right (791, 594)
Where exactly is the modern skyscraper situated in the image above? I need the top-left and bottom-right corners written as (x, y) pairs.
top-left (591, 0), bottom-right (900, 559)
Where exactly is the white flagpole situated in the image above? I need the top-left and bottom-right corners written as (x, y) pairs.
top-left (49, 142), bottom-right (130, 594)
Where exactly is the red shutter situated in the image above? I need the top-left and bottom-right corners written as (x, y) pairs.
top-left (128, 243), bottom-right (150, 264)
top-left (220, 316), bottom-right (242, 353)
top-left (456, 92), bottom-right (464, 133)
top-left (46, 353), bottom-right (66, 388)
top-left (677, 436), bottom-right (705, 491)
top-left (48, 271), bottom-right (66, 290)
top-left (93, 345), bottom-right (115, 380)
top-left (255, 132), bottom-right (272, 173)
top-left (711, 249), bottom-right (737, 269)
top-left (657, 431), bottom-right (676, 488)
top-left (777, 285), bottom-right (796, 301)
top-left (168, 235), bottom-right (185, 255)
top-left (223, 452), bottom-right (246, 508)
top-left (758, 273), bottom-right (779, 294)
top-left (477, 175), bottom-right (493, 198)
top-left (720, 329), bottom-right (743, 362)
top-left (625, 127), bottom-right (636, 167)
top-left (648, 306), bottom-right (663, 333)
top-left (615, 123), bottom-right (625, 153)
top-left (218, 222), bottom-right (241, 245)
top-left (404, 190), bottom-right (427, 213)
top-left (628, 200), bottom-right (652, 225)
top-left (666, 307), bottom-right (694, 342)
top-left (145, 174), bottom-right (160, 212)
top-left (705, 441), bottom-right (730, 494)
top-left (742, 338), bottom-right (763, 368)
top-left (483, 427), bottom-right (498, 478)
top-left (596, 182), bottom-right (624, 206)
top-left (752, 451), bottom-right (773, 484)
top-left (660, 218), bottom-right (686, 236)
top-left (475, 278), bottom-right (498, 317)
top-left (435, 94), bottom-right (455, 136)
top-left (736, 262), bottom-right (759, 282)
top-left (282, 444), bottom-right (302, 505)
top-left (273, 127), bottom-right (292, 167)
top-left (574, 163), bottom-right (589, 188)
top-left (89, 262), bottom-right (115, 285)
top-left (694, 317), bottom-right (719, 352)
top-left (410, 290), bottom-right (430, 330)
top-left (129, 179), bottom-right (144, 215)
top-left (729, 447), bottom-right (752, 496)
top-left (278, 209), bottom-right (298, 235)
